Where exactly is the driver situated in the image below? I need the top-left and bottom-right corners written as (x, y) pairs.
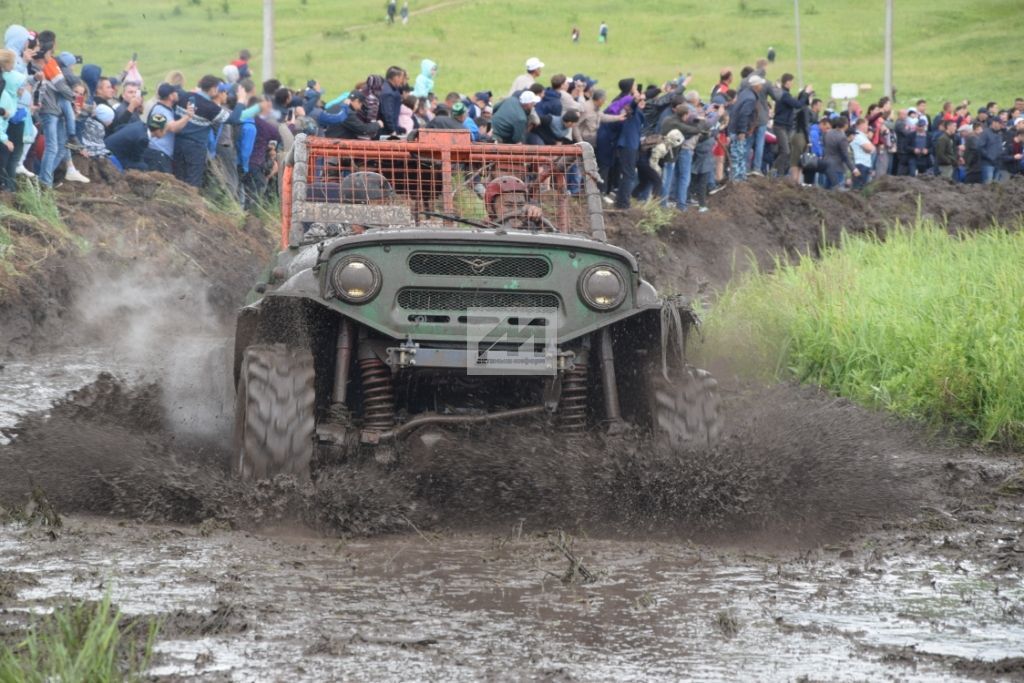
top-left (483, 175), bottom-right (546, 229)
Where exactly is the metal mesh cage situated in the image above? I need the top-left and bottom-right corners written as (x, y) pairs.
top-left (285, 131), bottom-right (604, 247)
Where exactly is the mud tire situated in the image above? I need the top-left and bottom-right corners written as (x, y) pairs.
top-left (649, 365), bottom-right (721, 448)
top-left (233, 343), bottom-right (316, 480)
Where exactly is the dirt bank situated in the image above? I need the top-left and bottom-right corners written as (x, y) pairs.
top-left (610, 175), bottom-right (1024, 299)
top-left (0, 167), bottom-right (275, 355)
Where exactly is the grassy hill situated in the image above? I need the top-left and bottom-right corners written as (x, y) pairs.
top-left (12, 0), bottom-right (1024, 108)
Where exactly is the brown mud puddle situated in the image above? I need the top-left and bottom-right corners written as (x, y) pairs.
top-left (2, 514), bottom-right (1023, 681)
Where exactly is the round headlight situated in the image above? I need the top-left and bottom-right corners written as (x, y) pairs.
top-left (579, 265), bottom-right (625, 310)
top-left (331, 256), bottom-right (382, 304)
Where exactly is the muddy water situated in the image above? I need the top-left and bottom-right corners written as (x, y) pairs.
top-left (2, 519), bottom-right (1022, 681)
top-left (0, 352), bottom-right (108, 443)
top-left (2, 357), bottom-right (1023, 680)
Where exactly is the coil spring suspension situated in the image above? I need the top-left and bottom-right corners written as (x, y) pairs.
top-left (559, 363), bottom-right (589, 433)
top-left (358, 357), bottom-right (395, 429)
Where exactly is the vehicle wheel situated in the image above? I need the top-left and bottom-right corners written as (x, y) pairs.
top-left (648, 364), bottom-right (721, 448)
top-left (232, 343), bottom-right (316, 480)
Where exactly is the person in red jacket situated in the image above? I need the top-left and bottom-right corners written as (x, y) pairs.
top-left (231, 50), bottom-right (252, 81)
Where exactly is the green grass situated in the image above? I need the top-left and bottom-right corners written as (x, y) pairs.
top-left (700, 221), bottom-right (1024, 447)
top-left (19, 0), bottom-right (1024, 109)
top-left (636, 200), bottom-right (674, 234)
top-left (0, 595), bottom-right (157, 682)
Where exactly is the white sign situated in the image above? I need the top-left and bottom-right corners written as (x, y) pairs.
top-left (466, 307), bottom-right (558, 376)
top-left (831, 83), bottom-right (859, 100)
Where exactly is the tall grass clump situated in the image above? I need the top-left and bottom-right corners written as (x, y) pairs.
top-left (0, 594), bottom-right (158, 682)
top-left (8, 184), bottom-right (89, 253)
top-left (701, 220), bottom-right (1024, 446)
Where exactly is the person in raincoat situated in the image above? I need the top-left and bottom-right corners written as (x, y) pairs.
top-left (412, 59), bottom-right (436, 98)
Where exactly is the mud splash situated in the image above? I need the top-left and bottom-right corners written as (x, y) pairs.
top-left (1, 370), bottom-right (915, 542)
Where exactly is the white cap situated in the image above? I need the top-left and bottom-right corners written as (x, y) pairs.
top-left (525, 57), bottom-right (545, 72)
top-left (1014, 117), bottom-right (1024, 126)
top-left (747, 75), bottom-right (766, 87)
top-left (519, 90), bottom-right (540, 106)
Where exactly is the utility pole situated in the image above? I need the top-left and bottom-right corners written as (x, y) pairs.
top-left (262, 0), bottom-right (274, 82)
top-left (793, 0), bottom-right (803, 88)
top-left (883, 0), bottom-right (893, 100)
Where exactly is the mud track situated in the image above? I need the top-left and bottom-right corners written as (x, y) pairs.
top-left (1, 173), bottom-right (1023, 679)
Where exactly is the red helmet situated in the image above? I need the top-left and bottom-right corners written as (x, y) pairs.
top-left (484, 175), bottom-right (528, 219)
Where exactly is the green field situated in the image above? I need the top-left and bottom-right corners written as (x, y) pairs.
top-left (700, 222), bottom-right (1024, 447)
top-left (11, 0), bottom-right (1024, 108)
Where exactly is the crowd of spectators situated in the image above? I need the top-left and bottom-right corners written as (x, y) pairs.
top-left (2, 21), bottom-right (1022, 213)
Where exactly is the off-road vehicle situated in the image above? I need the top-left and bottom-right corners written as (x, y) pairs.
top-left (232, 130), bottom-right (719, 479)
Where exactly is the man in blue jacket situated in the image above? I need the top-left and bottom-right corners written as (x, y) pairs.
top-left (727, 75), bottom-right (763, 181)
top-left (105, 114), bottom-right (168, 171)
top-left (379, 66), bottom-right (407, 136)
top-left (978, 118), bottom-right (1007, 183)
top-left (173, 76), bottom-right (255, 187)
top-left (614, 94), bottom-right (646, 209)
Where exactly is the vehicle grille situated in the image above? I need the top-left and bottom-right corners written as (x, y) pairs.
top-left (408, 253), bottom-right (550, 279)
top-left (397, 289), bottom-right (559, 311)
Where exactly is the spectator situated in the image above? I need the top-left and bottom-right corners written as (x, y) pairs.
top-left (398, 94), bottom-right (416, 136)
top-left (426, 103), bottom-right (463, 130)
top-left (231, 50), bottom-right (252, 81)
top-left (823, 115), bottom-right (857, 189)
top-left (710, 70), bottom-right (732, 103)
top-left (338, 92), bottom-right (382, 139)
top-left (401, 2), bottom-right (410, 25)
top-left (105, 113), bottom-right (169, 171)
top-left (649, 128), bottom-right (684, 201)
top-left (387, 0), bottom-right (397, 25)
top-left (691, 125), bottom-right (715, 212)
top-left (850, 117), bottom-right (875, 189)
top-left (909, 117), bottom-right (932, 176)
top-left (0, 47), bottom-right (27, 192)
top-left (771, 73), bottom-right (810, 179)
top-left (614, 92), bottom-right (645, 209)
top-left (727, 75), bottom-right (761, 181)
top-left (660, 102), bottom-right (705, 209)
top-left (173, 75), bottom-right (253, 187)
top-left (491, 90), bottom-right (538, 144)
top-left (80, 103), bottom-right (115, 158)
top-left (977, 117), bottom-right (1006, 183)
top-left (111, 80), bottom-right (144, 133)
top-left (934, 118), bottom-right (958, 179)
top-left (32, 39), bottom-right (90, 186)
top-left (577, 88), bottom-right (609, 146)
top-left (412, 59), bottom-right (436, 98)
top-left (534, 109), bottom-right (578, 145)
top-left (598, 21), bottom-right (608, 44)
top-left (146, 82), bottom-right (192, 173)
top-left (380, 65), bottom-right (406, 135)
top-left (536, 74), bottom-right (566, 118)
top-left (223, 64), bottom-right (240, 85)
top-left (449, 101), bottom-right (477, 140)
top-left (509, 57), bottom-right (543, 97)
top-left (596, 79), bottom-right (636, 197)
top-left (870, 97), bottom-right (893, 177)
